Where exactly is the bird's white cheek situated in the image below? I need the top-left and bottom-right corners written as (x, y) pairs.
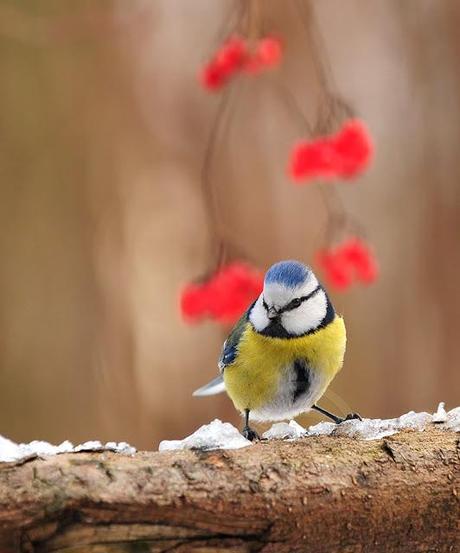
top-left (249, 299), bottom-right (269, 331)
top-left (282, 292), bottom-right (327, 335)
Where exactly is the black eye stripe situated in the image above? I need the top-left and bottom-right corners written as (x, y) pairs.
top-left (278, 285), bottom-right (322, 314)
top-left (262, 285), bottom-right (322, 315)
top-left (283, 299), bottom-right (302, 312)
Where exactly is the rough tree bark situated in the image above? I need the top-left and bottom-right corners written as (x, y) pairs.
top-left (0, 428), bottom-right (459, 553)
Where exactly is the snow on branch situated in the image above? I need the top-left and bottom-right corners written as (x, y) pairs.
top-left (1, 403), bottom-right (458, 462)
top-left (159, 402), bottom-right (459, 451)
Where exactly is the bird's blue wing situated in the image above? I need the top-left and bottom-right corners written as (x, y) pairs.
top-left (218, 302), bottom-right (254, 371)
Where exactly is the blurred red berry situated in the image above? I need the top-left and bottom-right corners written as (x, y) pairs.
top-left (180, 283), bottom-right (210, 322)
top-left (355, 254), bottom-right (378, 284)
top-left (340, 238), bottom-right (379, 284)
top-left (200, 36), bottom-right (283, 90)
top-left (257, 37), bottom-right (282, 66)
top-left (332, 120), bottom-right (373, 178)
top-left (180, 262), bottom-right (263, 325)
top-left (316, 238), bottom-right (378, 291)
top-left (200, 63), bottom-right (226, 91)
top-left (215, 37), bottom-right (247, 75)
top-left (246, 37), bottom-right (283, 73)
top-left (208, 262), bottom-right (263, 324)
top-left (289, 140), bottom-right (338, 183)
top-left (316, 249), bottom-right (353, 291)
top-left (288, 119), bottom-right (373, 183)
top-left (200, 36), bottom-right (247, 91)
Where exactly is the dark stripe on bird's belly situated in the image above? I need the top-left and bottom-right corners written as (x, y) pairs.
top-left (293, 359), bottom-right (311, 402)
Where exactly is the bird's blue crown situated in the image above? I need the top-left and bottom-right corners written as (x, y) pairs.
top-left (264, 260), bottom-right (310, 288)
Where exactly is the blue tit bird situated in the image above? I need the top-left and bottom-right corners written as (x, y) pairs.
top-left (193, 260), bottom-right (361, 440)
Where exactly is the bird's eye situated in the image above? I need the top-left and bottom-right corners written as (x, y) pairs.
top-left (290, 298), bottom-right (302, 309)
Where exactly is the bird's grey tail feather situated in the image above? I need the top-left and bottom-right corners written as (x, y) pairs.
top-left (193, 375), bottom-right (225, 397)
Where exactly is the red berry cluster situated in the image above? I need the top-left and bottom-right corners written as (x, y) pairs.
top-left (316, 238), bottom-right (378, 291)
top-left (180, 262), bottom-right (263, 324)
top-left (289, 120), bottom-right (373, 183)
top-left (201, 36), bottom-right (282, 91)
top-left (183, 36), bottom-right (378, 325)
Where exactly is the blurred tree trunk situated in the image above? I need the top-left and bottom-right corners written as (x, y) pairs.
top-left (0, 1), bottom-right (219, 447)
top-left (1, 0), bottom-right (460, 451)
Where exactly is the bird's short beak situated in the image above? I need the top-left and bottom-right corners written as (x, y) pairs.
top-left (267, 307), bottom-right (279, 320)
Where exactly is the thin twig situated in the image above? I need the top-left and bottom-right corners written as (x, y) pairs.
top-left (201, 90), bottom-right (234, 272)
top-left (295, 0), bottom-right (354, 133)
top-left (292, 0), bottom-right (364, 245)
top-left (275, 80), bottom-right (314, 136)
top-left (276, 77), bottom-right (349, 245)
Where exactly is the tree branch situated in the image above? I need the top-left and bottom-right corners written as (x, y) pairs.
top-left (0, 428), bottom-right (459, 552)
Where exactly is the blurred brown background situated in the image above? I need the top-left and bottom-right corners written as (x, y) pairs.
top-left (0, 0), bottom-right (459, 449)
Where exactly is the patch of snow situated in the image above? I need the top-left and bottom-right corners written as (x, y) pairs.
top-left (0, 436), bottom-right (136, 464)
top-left (159, 404), bottom-right (459, 452)
top-left (263, 420), bottom-right (307, 440)
top-left (2, 404), bottom-right (459, 462)
top-left (306, 410), bottom-right (433, 441)
top-left (445, 406), bottom-right (460, 431)
top-left (432, 402), bottom-right (448, 423)
top-left (73, 440), bottom-right (102, 452)
top-left (73, 440), bottom-right (136, 455)
top-left (311, 418), bottom-right (398, 440)
top-left (398, 410), bottom-right (433, 429)
top-left (159, 419), bottom-right (251, 452)
top-left (20, 440), bottom-right (74, 458)
top-left (307, 421), bottom-right (336, 436)
top-left (105, 441), bottom-right (137, 455)
top-left (0, 435), bottom-right (22, 463)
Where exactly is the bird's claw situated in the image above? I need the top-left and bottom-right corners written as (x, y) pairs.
top-left (242, 427), bottom-right (260, 441)
top-left (338, 412), bottom-right (362, 424)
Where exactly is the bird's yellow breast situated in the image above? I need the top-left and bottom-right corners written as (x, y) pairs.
top-left (223, 316), bottom-right (346, 412)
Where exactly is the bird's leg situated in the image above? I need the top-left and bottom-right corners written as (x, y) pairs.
top-left (242, 409), bottom-right (260, 441)
top-left (312, 404), bottom-right (362, 424)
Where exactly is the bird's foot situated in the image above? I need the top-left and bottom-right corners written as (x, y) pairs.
top-left (242, 426), bottom-right (260, 441)
top-left (337, 412), bottom-right (362, 424)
